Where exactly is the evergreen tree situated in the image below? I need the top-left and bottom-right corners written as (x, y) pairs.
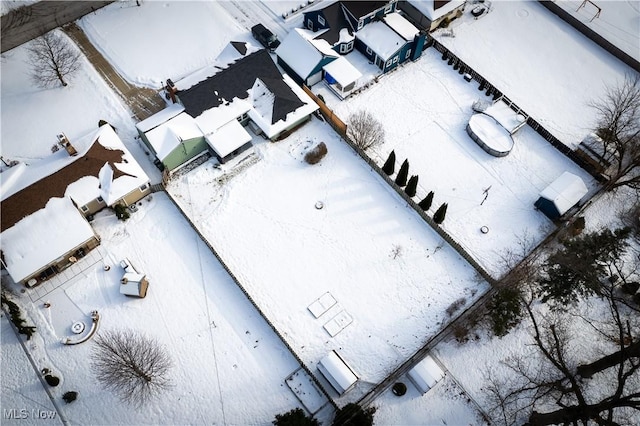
top-left (395, 159), bottom-right (409, 187)
top-left (332, 403), bottom-right (376, 426)
top-left (405, 175), bottom-right (418, 197)
top-left (274, 408), bottom-right (319, 426)
top-left (382, 150), bottom-right (396, 175)
top-left (419, 191), bottom-right (434, 211)
top-left (433, 203), bottom-right (448, 224)
top-left (539, 227), bottom-right (631, 306)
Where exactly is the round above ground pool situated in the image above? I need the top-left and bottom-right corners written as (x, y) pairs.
top-left (466, 113), bottom-right (514, 157)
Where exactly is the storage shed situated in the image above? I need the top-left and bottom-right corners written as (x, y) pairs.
top-left (119, 258), bottom-right (149, 298)
top-left (535, 172), bottom-right (588, 220)
top-left (317, 350), bottom-right (358, 395)
top-left (407, 355), bottom-right (445, 395)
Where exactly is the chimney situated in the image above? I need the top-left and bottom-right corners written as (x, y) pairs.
top-left (57, 133), bottom-right (78, 156)
top-left (166, 78), bottom-right (177, 103)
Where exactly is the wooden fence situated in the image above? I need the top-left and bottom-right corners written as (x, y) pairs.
top-left (430, 38), bottom-right (607, 182)
top-left (159, 188), bottom-right (337, 412)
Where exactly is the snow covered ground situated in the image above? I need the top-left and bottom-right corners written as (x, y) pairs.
top-left (0, 29), bottom-right (137, 163)
top-left (433, 0), bottom-right (634, 149)
top-left (2, 194), bottom-right (322, 425)
top-left (318, 48), bottom-right (598, 278)
top-left (555, 0), bottom-right (640, 62)
top-left (3, 0), bottom-right (634, 424)
top-left (167, 117), bottom-right (490, 405)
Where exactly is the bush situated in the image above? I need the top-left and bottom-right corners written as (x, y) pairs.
top-left (62, 391), bottom-right (78, 404)
top-left (405, 175), bottom-right (418, 197)
top-left (395, 159), bottom-right (409, 187)
top-left (392, 382), bottom-right (407, 396)
top-left (114, 204), bottom-right (130, 221)
top-left (488, 286), bottom-right (523, 337)
top-left (45, 374), bottom-right (60, 387)
top-left (273, 408), bottom-right (319, 426)
top-left (419, 192), bottom-right (434, 211)
top-left (382, 150), bottom-right (395, 175)
top-left (446, 297), bottom-right (466, 316)
top-left (304, 142), bottom-right (328, 165)
top-left (1, 293), bottom-right (36, 340)
top-left (433, 203), bottom-right (448, 224)
top-left (332, 403), bottom-right (376, 426)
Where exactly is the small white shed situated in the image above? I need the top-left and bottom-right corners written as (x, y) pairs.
top-left (407, 355), bottom-right (445, 395)
top-left (119, 258), bottom-right (149, 298)
top-left (317, 350), bottom-right (358, 395)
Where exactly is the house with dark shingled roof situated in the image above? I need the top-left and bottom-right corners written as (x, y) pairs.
top-left (137, 44), bottom-right (318, 172)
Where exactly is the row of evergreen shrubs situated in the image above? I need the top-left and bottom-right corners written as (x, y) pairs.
top-left (382, 150), bottom-right (448, 224)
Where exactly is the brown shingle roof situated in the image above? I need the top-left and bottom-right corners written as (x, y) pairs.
top-left (1, 140), bottom-right (131, 231)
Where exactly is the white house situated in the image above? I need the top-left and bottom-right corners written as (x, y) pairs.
top-left (1, 197), bottom-right (100, 287)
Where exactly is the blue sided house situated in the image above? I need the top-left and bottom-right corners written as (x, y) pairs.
top-left (354, 11), bottom-right (426, 73)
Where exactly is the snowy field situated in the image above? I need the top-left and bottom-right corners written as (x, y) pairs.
top-left (2, 194), bottom-right (322, 425)
top-left (3, 1), bottom-right (634, 424)
top-left (167, 118), bottom-right (490, 404)
top-left (434, 0), bottom-right (634, 148)
top-left (555, 0), bottom-right (640, 62)
top-left (0, 29), bottom-right (139, 163)
top-left (319, 48), bottom-right (598, 278)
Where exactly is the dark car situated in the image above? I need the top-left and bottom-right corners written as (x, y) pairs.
top-left (251, 24), bottom-right (280, 51)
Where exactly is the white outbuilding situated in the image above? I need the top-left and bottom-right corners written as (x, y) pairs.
top-left (407, 355), bottom-right (445, 395)
top-left (317, 350), bottom-right (358, 395)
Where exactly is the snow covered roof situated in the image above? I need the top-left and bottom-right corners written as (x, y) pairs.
top-left (176, 42), bottom-right (263, 91)
top-left (144, 112), bottom-right (203, 161)
top-left (205, 119), bottom-right (252, 159)
top-left (1, 125), bottom-right (149, 230)
top-left (275, 28), bottom-right (332, 80)
top-left (1, 197), bottom-right (96, 283)
top-left (323, 56), bottom-right (362, 87)
top-left (383, 12), bottom-right (420, 40)
top-left (66, 125), bottom-right (150, 207)
top-left (247, 74), bottom-right (318, 139)
top-left (407, 355), bottom-right (445, 394)
top-left (408, 0), bottom-right (465, 21)
top-left (467, 113), bottom-right (515, 153)
top-left (317, 350), bottom-right (358, 395)
top-left (539, 172), bottom-right (588, 216)
top-left (177, 50), bottom-right (307, 126)
top-left (355, 20), bottom-right (406, 61)
top-left (194, 98), bottom-right (251, 136)
top-left (136, 103), bottom-right (184, 133)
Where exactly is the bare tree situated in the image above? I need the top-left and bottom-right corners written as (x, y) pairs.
top-left (590, 73), bottom-right (640, 191)
top-left (346, 110), bottom-right (385, 151)
top-left (27, 31), bottom-right (81, 88)
top-left (91, 329), bottom-right (173, 406)
top-left (484, 232), bottom-right (640, 426)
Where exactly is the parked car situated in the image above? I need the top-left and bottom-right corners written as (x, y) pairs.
top-left (251, 24), bottom-right (280, 51)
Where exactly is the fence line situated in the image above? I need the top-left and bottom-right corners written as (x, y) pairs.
top-left (159, 188), bottom-right (337, 413)
top-left (430, 38), bottom-right (606, 182)
top-left (303, 85), bottom-right (497, 285)
top-left (538, 1), bottom-right (639, 73)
